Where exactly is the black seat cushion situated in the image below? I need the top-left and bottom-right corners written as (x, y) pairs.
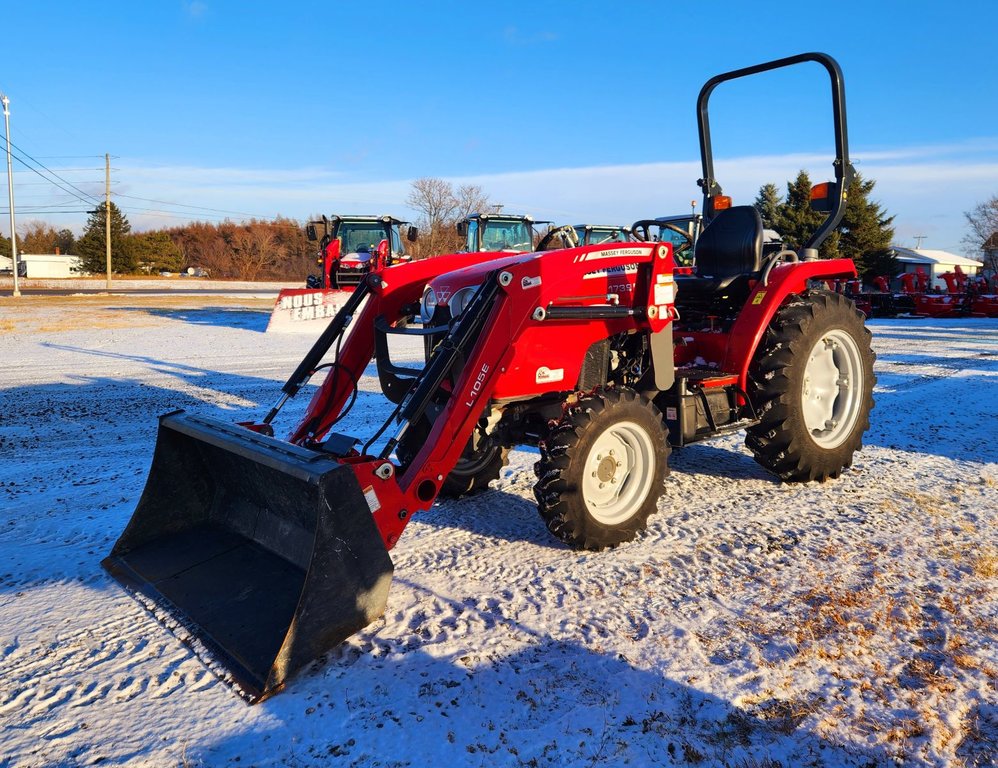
top-left (684, 206), bottom-right (764, 293)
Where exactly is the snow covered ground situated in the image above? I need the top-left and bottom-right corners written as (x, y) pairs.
top-left (1, 295), bottom-right (995, 768)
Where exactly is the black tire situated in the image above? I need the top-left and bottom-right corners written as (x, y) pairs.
top-left (533, 388), bottom-right (669, 550)
top-left (746, 290), bottom-right (875, 482)
top-left (439, 434), bottom-right (509, 498)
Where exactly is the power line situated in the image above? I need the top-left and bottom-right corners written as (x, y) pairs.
top-left (8, 180), bottom-right (109, 186)
top-left (113, 192), bottom-right (268, 218)
top-left (116, 206), bottom-right (235, 221)
top-left (0, 209), bottom-right (90, 214)
top-left (0, 131), bottom-right (103, 206)
top-left (4, 144), bottom-right (102, 206)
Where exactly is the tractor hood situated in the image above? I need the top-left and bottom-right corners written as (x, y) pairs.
top-left (339, 251), bottom-right (374, 268)
top-left (426, 252), bottom-right (534, 305)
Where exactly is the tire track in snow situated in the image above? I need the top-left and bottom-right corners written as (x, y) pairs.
top-left (0, 596), bottom-right (214, 723)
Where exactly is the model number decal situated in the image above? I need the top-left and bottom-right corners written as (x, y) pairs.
top-left (465, 363), bottom-right (490, 407)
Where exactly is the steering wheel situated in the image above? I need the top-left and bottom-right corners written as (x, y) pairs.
top-left (536, 225), bottom-right (580, 251)
top-left (632, 221), bottom-right (690, 242)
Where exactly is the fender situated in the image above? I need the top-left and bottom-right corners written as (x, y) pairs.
top-left (723, 258), bottom-right (857, 387)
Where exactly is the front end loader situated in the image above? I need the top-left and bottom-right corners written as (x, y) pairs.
top-left (104, 52), bottom-right (876, 701)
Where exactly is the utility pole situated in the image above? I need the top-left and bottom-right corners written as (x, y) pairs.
top-left (1, 92), bottom-right (19, 298)
top-left (914, 234), bottom-right (927, 249)
top-left (105, 153), bottom-right (111, 290)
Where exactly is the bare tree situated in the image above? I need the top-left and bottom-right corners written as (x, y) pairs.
top-left (963, 195), bottom-right (998, 274)
top-left (406, 178), bottom-right (458, 256)
top-left (455, 184), bottom-right (492, 220)
top-left (18, 220), bottom-right (59, 253)
top-left (406, 178), bottom-right (495, 257)
top-left (230, 225), bottom-right (281, 281)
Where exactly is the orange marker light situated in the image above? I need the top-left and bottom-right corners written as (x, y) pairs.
top-left (712, 195), bottom-right (732, 210)
top-left (811, 182), bottom-right (830, 200)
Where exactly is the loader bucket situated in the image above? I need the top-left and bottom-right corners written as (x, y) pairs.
top-left (102, 411), bottom-right (393, 702)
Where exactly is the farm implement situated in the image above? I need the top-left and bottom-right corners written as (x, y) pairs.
top-left (104, 53), bottom-right (876, 701)
top-left (912, 266), bottom-right (998, 318)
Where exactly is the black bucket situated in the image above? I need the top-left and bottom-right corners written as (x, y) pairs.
top-left (102, 411), bottom-right (394, 702)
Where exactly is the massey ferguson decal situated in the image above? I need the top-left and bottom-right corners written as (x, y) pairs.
top-left (583, 263), bottom-right (639, 279)
top-left (573, 246), bottom-right (652, 262)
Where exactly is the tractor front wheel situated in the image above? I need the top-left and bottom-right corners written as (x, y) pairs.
top-left (440, 432), bottom-right (509, 498)
top-left (746, 290), bottom-right (875, 482)
top-left (534, 389), bottom-right (669, 550)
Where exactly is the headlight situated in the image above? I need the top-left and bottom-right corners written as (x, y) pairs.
top-left (420, 286), bottom-right (438, 323)
top-left (449, 285), bottom-right (480, 317)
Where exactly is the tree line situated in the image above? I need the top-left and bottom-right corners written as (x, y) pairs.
top-left (3, 173), bottom-right (993, 282)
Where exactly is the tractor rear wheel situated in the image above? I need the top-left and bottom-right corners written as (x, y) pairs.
top-left (746, 290), bottom-right (875, 482)
top-left (534, 389), bottom-right (669, 550)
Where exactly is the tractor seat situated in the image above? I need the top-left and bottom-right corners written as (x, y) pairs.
top-left (678, 206), bottom-right (763, 296)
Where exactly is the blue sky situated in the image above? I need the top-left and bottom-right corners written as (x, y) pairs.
top-left (2, 1), bottom-right (996, 255)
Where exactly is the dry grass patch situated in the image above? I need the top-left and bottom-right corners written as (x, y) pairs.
top-left (902, 490), bottom-right (953, 517)
top-left (971, 547), bottom-right (998, 578)
top-left (3, 295), bottom-right (272, 334)
top-left (752, 694), bottom-right (825, 735)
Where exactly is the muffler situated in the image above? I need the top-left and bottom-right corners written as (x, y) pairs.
top-left (102, 411), bottom-right (393, 702)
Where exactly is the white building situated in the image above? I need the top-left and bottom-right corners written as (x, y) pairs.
top-left (18, 254), bottom-right (84, 278)
top-left (891, 247), bottom-right (983, 291)
top-left (0, 254), bottom-right (12, 272)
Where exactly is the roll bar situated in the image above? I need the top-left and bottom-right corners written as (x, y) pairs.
top-left (696, 52), bottom-right (853, 252)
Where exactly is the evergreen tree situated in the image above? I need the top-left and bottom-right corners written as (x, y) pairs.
top-left (128, 231), bottom-right (183, 272)
top-left (753, 183), bottom-right (782, 228)
top-left (55, 228), bottom-right (76, 255)
top-left (771, 170), bottom-right (829, 255)
top-left (76, 202), bottom-right (135, 273)
top-left (838, 171), bottom-right (896, 278)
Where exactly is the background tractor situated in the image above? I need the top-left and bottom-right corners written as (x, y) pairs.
top-left (104, 52), bottom-right (875, 702)
top-left (267, 214), bottom-right (417, 332)
top-left (573, 224), bottom-right (634, 246)
top-left (307, 214), bottom-right (418, 290)
top-left (457, 212), bottom-right (544, 253)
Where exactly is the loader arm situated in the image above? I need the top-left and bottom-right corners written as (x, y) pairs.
top-left (288, 251), bottom-right (501, 444)
top-left (344, 242), bottom-right (674, 549)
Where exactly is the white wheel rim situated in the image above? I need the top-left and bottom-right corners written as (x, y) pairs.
top-left (801, 328), bottom-right (864, 449)
top-left (582, 420), bottom-right (656, 525)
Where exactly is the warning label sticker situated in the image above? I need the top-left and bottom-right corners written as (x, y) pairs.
top-left (363, 486), bottom-right (381, 513)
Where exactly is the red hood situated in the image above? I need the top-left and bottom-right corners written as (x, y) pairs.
top-left (339, 251), bottom-right (374, 267)
top-left (427, 252), bottom-right (535, 299)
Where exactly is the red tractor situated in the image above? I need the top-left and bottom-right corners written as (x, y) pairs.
top-left (267, 215), bottom-right (417, 333)
top-left (104, 53), bottom-right (875, 701)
